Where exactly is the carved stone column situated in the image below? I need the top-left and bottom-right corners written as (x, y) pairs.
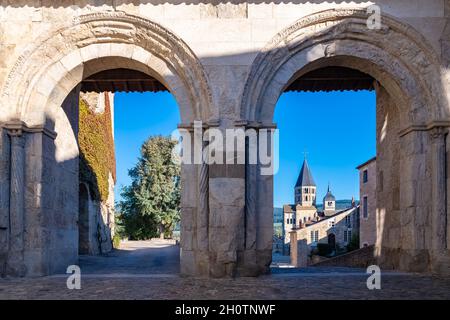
top-left (430, 127), bottom-right (448, 252)
top-left (237, 121), bottom-right (276, 276)
top-left (6, 128), bottom-right (26, 276)
top-left (178, 121), bottom-right (213, 276)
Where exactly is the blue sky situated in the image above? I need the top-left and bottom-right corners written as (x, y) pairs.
top-left (273, 91), bottom-right (375, 207)
top-left (114, 92), bottom-right (180, 200)
top-left (113, 90), bottom-right (376, 205)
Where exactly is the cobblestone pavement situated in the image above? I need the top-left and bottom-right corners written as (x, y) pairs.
top-left (1, 240), bottom-right (450, 300)
top-left (79, 239), bottom-right (180, 274)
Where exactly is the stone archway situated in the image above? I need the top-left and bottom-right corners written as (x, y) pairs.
top-left (0, 12), bottom-right (216, 277)
top-left (240, 9), bottom-right (449, 274)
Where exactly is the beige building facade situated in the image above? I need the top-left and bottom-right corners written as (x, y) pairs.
top-left (296, 206), bottom-right (359, 251)
top-left (357, 157), bottom-right (377, 248)
top-left (0, 1), bottom-right (449, 277)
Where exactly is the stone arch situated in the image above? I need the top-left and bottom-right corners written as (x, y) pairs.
top-left (240, 9), bottom-right (449, 274)
top-left (0, 11), bottom-right (217, 125)
top-left (0, 12), bottom-right (216, 276)
top-left (240, 8), bottom-right (445, 127)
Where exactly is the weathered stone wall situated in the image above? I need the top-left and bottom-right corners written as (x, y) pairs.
top-left (0, 1), bottom-right (448, 277)
top-left (78, 92), bottom-right (115, 255)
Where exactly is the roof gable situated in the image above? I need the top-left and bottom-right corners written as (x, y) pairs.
top-left (295, 159), bottom-right (316, 187)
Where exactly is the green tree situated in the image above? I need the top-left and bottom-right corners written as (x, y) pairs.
top-left (346, 233), bottom-right (360, 252)
top-left (117, 135), bottom-right (180, 240)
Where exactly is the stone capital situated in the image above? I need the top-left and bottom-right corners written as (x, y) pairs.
top-left (1, 120), bottom-right (57, 140)
top-left (177, 119), bottom-right (221, 132)
top-left (7, 128), bottom-right (24, 138)
top-left (233, 120), bottom-right (277, 130)
top-left (429, 126), bottom-right (448, 141)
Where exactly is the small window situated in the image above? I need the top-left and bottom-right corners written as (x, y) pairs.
top-left (363, 170), bottom-right (368, 183)
top-left (286, 218), bottom-right (289, 224)
top-left (310, 231), bottom-right (314, 242)
top-left (314, 230), bottom-right (319, 242)
top-left (363, 196), bottom-right (368, 218)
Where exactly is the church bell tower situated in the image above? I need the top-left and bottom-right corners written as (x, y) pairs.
top-left (294, 158), bottom-right (316, 207)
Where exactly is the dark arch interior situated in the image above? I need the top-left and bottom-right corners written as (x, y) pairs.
top-left (80, 68), bottom-right (169, 93)
top-left (285, 66), bottom-right (375, 93)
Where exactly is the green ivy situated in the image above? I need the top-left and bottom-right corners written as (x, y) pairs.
top-left (78, 95), bottom-right (116, 202)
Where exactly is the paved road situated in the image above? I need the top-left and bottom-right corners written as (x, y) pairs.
top-left (1, 240), bottom-right (450, 299)
top-left (79, 239), bottom-right (180, 275)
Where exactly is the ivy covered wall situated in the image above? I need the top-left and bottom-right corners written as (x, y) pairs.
top-left (78, 92), bottom-right (116, 202)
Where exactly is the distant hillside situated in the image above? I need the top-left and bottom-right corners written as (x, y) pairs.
top-left (316, 199), bottom-right (358, 211)
top-left (274, 200), bottom-right (358, 214)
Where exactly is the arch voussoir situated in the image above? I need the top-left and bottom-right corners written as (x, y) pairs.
top-left (240, 8), bottom-right (444, 127)
top-left (1, 11), bottom-right (216, 125)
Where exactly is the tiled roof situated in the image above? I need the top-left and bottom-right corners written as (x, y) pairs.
top-left (295, 159), bottom-right (316, 187)
top-left (283, 204), bottom-right (296, 213)
top-left (323, 185), bottom-right (336, 201)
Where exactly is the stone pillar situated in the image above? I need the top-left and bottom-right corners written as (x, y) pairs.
top-left (179, 121), bottom-right (215, 277)
top-left (236, 123), bottom-right (275, 276)
top-left (255, 127), bottom-right (276, 274)
top-left (0, 128), bottom-right (10, 276)
top-left (430, 127), bottom-right (448, 252)
top-left (208, 122), bottom-right (246, 278)
top-left (297, 239), bottom-right (308, 267)
top-left (289, 232), bottom-right (308, 267)
top-left (178, 124), bottom-right (202, 276)
top-left (6, 128), bottom-right (26, 276)
top-left (237, 122), bottom-right (258, 276)
top-left (289, 230), bottom-right (297, 266)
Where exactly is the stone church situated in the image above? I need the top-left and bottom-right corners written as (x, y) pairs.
top-left (283, 159), bottom-right (359, 254)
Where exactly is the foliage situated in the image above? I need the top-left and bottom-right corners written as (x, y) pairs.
top-left (112, 233), bottom-right (121, 249)
top-left (273, 224), bottom-right (283, 238)
top-left (117, 136), bottom-right (180, 240)
top-left (78, 95), bottom-right (116, 201)
top-left (346, 233), bottom-right (360, 252)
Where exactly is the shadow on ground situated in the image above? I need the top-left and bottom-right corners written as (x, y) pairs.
top-left (79, 239), bottom-right (180, 275)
